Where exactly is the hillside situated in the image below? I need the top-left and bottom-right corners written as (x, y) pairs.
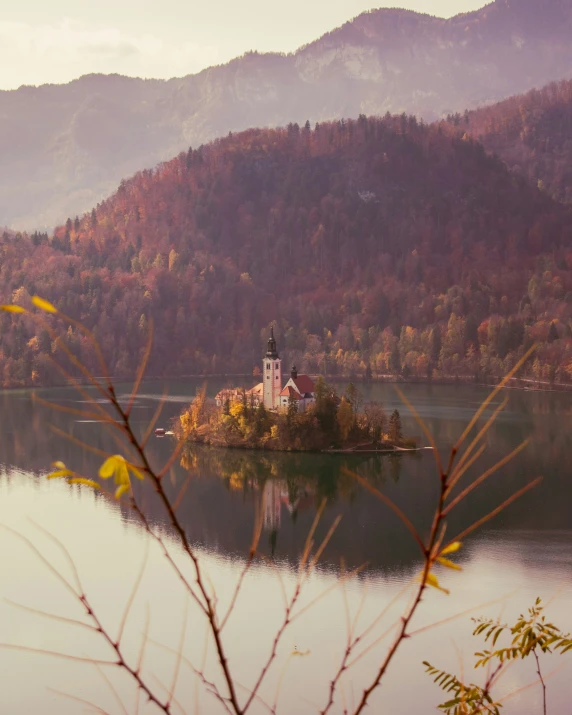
top-left (3, 0), bottom-right (572, 229)
top-left (2, 116), bottom-right (572, 389)
top-left (460, 78), bottom-right (572, 205)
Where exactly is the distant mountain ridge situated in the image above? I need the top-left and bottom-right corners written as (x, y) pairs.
top-left (2, 0), bottom-right (572, 229)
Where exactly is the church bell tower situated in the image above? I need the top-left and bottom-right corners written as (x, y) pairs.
top-left (263, 327), bottom-right (282, 410)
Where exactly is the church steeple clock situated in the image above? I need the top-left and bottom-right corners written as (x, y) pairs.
top-left (263, 327), bottom-right (282, 410)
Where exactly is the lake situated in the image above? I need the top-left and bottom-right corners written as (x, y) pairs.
top-left (0, 380), bottom-right (571, 714)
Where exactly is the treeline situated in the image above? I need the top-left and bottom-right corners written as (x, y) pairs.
top-left (1, 115), bottom-right (572, 387)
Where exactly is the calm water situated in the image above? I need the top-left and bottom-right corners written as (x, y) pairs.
top-left (0, 381), bottom-right (571, 714)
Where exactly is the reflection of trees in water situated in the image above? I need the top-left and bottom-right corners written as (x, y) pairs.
top-left (2, 386), bottom-right (572, 572)
top-left (180, 444), bottom-right (404, 511)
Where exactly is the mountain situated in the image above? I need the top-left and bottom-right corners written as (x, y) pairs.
top-left (3, 0), bottom-right (572, 229)
top-left (2, 116), bottom-right (572, 388)
top-left (459, 78), bottom-right (572, 205)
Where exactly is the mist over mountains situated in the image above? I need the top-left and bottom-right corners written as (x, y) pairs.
top-left (2, 0), bottom-right (572, 229)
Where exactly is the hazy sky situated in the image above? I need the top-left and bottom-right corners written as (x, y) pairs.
top-left (0, 0), bottom-right (489, 90)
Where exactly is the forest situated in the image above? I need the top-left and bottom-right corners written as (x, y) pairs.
top-left (2, 112), bottom-right (572, 388)
top-left (455, 78), bottom-right (572, 206)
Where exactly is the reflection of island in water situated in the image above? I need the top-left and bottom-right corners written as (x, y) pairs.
top-left (166, 438), bottom-right (555, 573)
top-left (2, 383), bottom-right (572, 575)
top-left (172, 445), bottom-right (418, 568)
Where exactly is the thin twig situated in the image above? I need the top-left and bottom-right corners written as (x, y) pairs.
top-left (342, 469), bottom-right (425, 553)
top-left (48, 687), bottom-right (112, 715)
top-left (534, 650), bottom-right (547, 715)
top-left (116, 539), bottom-right (149, 646)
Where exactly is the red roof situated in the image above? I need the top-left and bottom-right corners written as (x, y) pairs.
top-left (292, 375), bottom-right (315, 395)
top-left (280, 386), bottom-right (301, 400)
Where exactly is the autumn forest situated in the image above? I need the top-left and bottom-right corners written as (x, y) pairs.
top-left (3, 85), bottom-right (572, 388)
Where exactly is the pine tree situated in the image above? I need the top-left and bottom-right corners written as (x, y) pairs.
top-left (337, 398), bottom-right (354, 442)
top-left (286, 395), bottom-right (298, 436)
top-left (314, 376), bottom-right (338, 441)
top-left (548, 322), bottom-right (559, 343)
top-left (253, 402), bottom-right (267, 435)
top-left (389, 345), bottom-right (401, 375)
top-left (431, 327), bottom-right (442, 364)
top-left (389, 409), bottom-right (403, 444)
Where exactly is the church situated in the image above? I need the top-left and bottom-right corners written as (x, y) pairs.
top-left (262, 327), bottom-right (316, 412)
top-left (216, 328), bottom-right (316, 412)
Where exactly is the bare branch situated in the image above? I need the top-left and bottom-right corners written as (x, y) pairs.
top-left (126, 319), bottom-right (154, 417)
top-left (395, 385), bottom-right (443, 476)
top-left (0, 642), bottom-right (116, 666)
top-left (443, 439), bottom-right (530, 516)
top-left (452, 345), bottom-right (536, 456)
top-left (444, 477), bottom-right (543, 547)
top-left (48, 687), bottom-right (112, 715)
top-left (116, 540), bottom-right (150, 646)
top-left (94, 661), bottom-right (129, 715)
top-left (342, 468), bottom-right (425, 553)
top-left (3, 598), bottom-right (98, 635)
top-left (446, 397), bottom-right (508, 496)
top-left (167, 598), bottom-right (189, 707)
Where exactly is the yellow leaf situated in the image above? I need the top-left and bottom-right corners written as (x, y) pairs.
top-left (117, 461), bottom-right (130, 485)
top-left (440, 542), bottom-right (462, 556)
top-left (69, 478), bottom-right (101, 490)
top-left (426, 572), bottom-right (450, 594)
top-left (0, 305), bottom-right (26, 313)
top-left (437, 557), bottom-right (463, 571)
top-left (115, 484), bottom-right (130, 499)
top-left (31, 296), bottom-right (57, 313)
top-left (99, 456), bottom-right (118, 479)
top-left (52, 461), bottom-right (67, 469)
top-left (47, 469), bottom-right (73, 479)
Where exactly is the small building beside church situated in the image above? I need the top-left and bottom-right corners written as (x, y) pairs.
top-left (215, 327), bottom-right (316, 412)
top-left (279, 367), bottom-right (316, 412)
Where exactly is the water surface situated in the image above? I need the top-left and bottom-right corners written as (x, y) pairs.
top-left (0, 381), bottom-right (571, 714)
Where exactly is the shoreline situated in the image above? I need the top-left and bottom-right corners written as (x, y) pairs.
top-left (182, 437), bottom-right (428, 456)
top-left (3, 374), bottom-right (572, 395)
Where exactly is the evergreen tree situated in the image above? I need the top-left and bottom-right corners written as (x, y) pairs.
top-left (337, 398), bottom-right (354, 442)
top-left (548, 322), bottom-right (559, 343)
top-left (431, 327), bottom-right (442, 364)
top-left (314, 376), bottom-right (338, 441)
top-left (389, 345), bottom-right (401, 375)
top-left (253, 402), bottom-right (268, 436)
top-left (389, 409), bottom-right (403, 444)
top-left (286, 395), bottom-right (298, 436)
top-left (241, 389), bottom-right (249, 419)
top-left (345, 382), bottom-right (362, 417)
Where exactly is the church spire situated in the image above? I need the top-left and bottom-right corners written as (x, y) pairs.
top-left (266, 326), bottom-right (279, 359)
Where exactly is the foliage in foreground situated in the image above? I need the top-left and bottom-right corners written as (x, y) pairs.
top-left (0, 297), bottom-right (555, 714)
top-left (425, 598), bottom-right (572, 715)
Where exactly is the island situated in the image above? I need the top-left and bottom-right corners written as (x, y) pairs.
top-left (176, 329), bottom-right (417, 454)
